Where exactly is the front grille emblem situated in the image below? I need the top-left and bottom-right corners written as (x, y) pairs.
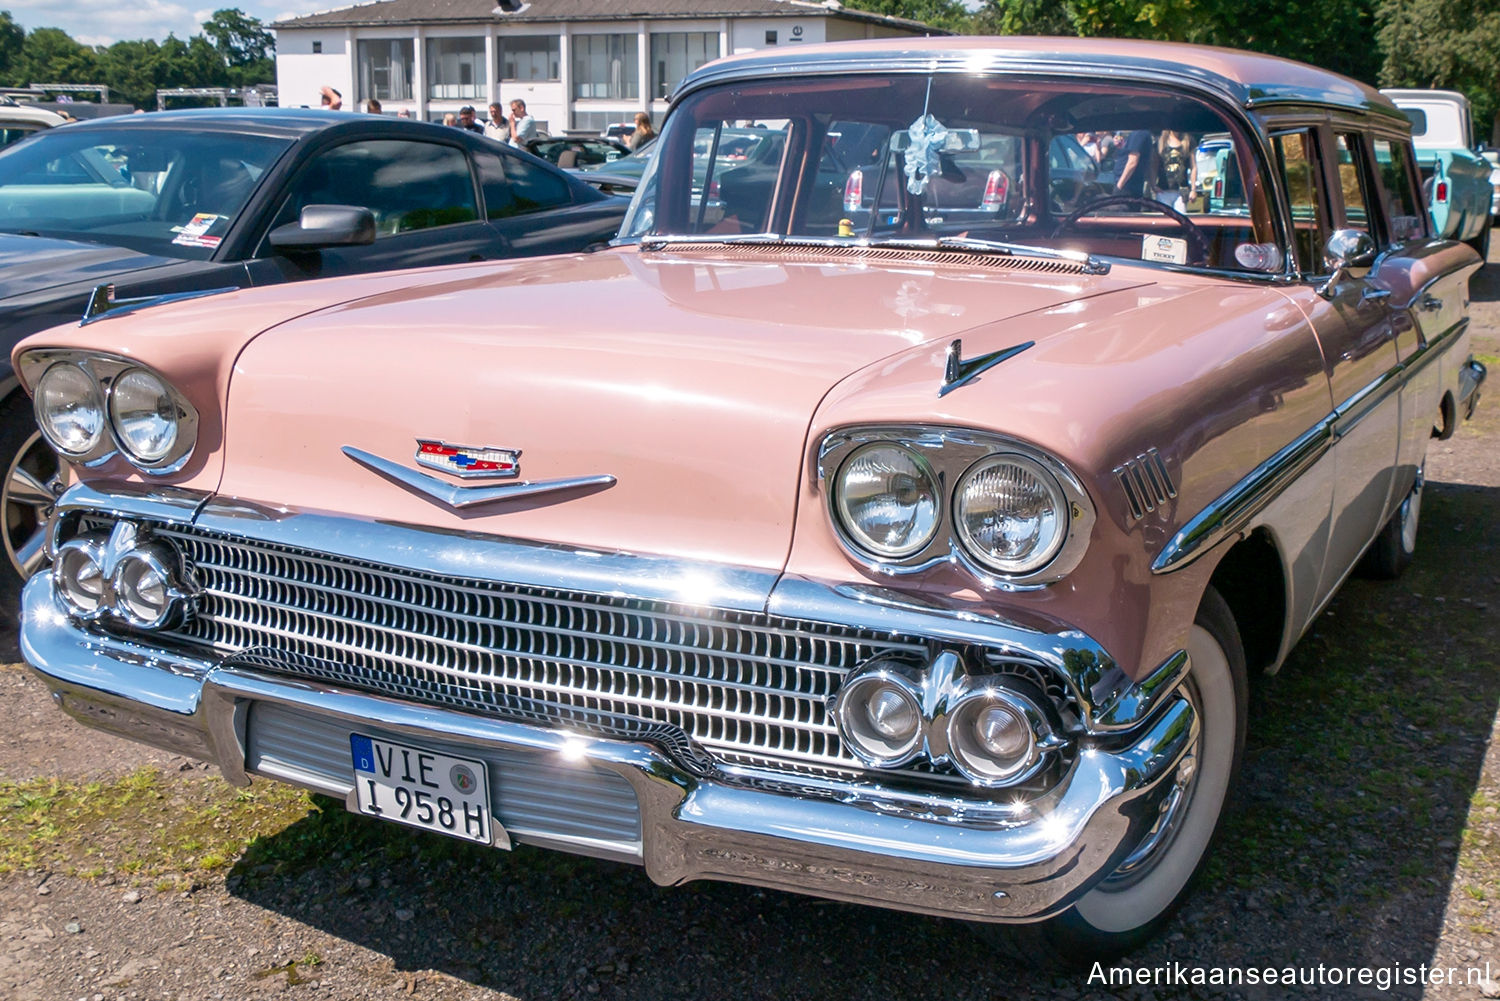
top-left (415, 440), bottom-right (521, 479)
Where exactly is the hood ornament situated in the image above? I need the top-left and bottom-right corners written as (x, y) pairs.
top-left (939, 338), bottom-right (1034, 397)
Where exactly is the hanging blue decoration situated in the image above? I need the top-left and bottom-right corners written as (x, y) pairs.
top-left (904, 113), bottom-right (947, 197)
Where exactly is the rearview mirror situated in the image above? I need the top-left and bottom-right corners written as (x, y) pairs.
top-left (1317, 228), bottom-right (1377, 298)
top-left (268, 204), bottom-right (376, 251)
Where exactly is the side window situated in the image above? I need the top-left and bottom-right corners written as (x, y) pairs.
top-left (1272, 130), bottom-right (1329, 273)
top-left (1333, 133), bottom-right (1375, 237)
top-left (496, 152), bottom-right (572, 216)
top-left (269, 140), bottom-right (478, 239)
top-left (1372, 138), bottom-right (1428, 243)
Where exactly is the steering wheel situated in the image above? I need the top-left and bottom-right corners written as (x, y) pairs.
top-left (1053, 194), bottom-right (1211, 265)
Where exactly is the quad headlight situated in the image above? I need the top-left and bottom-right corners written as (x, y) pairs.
top-left (832, 443), bottom-right (941, 558)
top-left (23, 353), bottom-right (197, 473)
top-left (820, 427), bottom-right (1093, 587)
top-left (108, 368), bottom-right (179, 463)
top-left (36, 363), bottom-right (106, 456)
top-left (953, 454), bottom-right (1067, 575)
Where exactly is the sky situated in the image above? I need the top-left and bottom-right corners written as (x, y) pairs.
top-left (3, 1), bottom-right (316, 46)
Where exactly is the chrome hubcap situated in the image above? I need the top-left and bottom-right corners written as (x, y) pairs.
top-left (4, 430), bottom-right (70, 579)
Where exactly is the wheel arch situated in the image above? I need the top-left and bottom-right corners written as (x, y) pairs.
top-left (1205, 528), bottom-right (1288, 675)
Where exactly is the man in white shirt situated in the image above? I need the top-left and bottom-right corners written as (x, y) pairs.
top-left (484, 103), bottom-right (509, 143)
top-left (508, 99), bottom-right (538, 147)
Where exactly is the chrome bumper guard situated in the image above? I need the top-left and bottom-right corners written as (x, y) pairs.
top-left (23, 564), bottom-right (1197, 923)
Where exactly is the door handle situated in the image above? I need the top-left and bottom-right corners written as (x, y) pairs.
top-left (1418, 293), bottom-right (1443, 312)
top-left (1359, 286), bottom-right (1392, 305)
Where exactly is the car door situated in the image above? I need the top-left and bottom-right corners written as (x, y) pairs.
top-left (246, 137), bottom-right (500, 283)
top-left (1307, 130), bottom-right (1406, 598)
top-left (473, 146), bottom-right (624, 256)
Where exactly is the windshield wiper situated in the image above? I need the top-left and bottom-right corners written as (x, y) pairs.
top-left (638, 232), bottom-right (1110, 275)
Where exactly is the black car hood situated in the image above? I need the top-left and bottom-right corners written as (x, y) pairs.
top-left (0, 232), bottom-right (177, 302)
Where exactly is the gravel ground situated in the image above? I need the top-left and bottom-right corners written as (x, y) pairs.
top-left (1, 257), bottom-right (1498, 1001)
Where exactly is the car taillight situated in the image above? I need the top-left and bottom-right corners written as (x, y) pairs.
top-left (844, 169), bottom-right (863, 212)
top-left (1213, 177), bottom-right (1224, 199)
top-left (981, 170), bottom-right (1009, 213)
top-left (708, 179), bottom-right (720, 199)
top-left (1436, 180), bottom-right (1449, 204)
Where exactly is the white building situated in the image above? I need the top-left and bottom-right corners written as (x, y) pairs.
top-left (273, 0), bottom-right (941, 132)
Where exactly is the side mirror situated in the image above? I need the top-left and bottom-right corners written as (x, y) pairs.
top-left (268, 204), bottom-right (377, 251)
top-left (1318, 228), bottom-right (1377, 298)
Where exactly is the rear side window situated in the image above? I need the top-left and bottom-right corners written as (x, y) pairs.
top-left (1334, 133), bottom-right (1373, 235)
top-left (1372, 138), bottom-right (1427, 242)
top-left (271, 140), bottom-right (479, 237)
top-left (481, 151), bottom-right (572, 218)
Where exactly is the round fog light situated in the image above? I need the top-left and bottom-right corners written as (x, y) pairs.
top-left (833, 675), bottom-right (923, 767)
top-left (55, 538), bottom-right (106, 617)
top-left (111, 546), bottom-right (181, 629)
top-left (946, 690), bottom-right (1043, 786)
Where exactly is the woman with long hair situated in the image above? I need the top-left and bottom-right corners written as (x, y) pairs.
top-left (629, 112), bottom-right (656, 151)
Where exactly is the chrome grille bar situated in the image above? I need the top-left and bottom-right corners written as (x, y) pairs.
top-left (159, 528), bottom-right (957, 775)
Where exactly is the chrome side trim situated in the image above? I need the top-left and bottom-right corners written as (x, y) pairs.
top-left (342, 446), bottom-right (616, 511)
top-left (1154, 315), bottom-right (1469, 574)
top-left (1153, 420), bottom-right (1332, 574)
top-left (81, 284), bottom-right (239, 325)
top-left (940, 339), bottom-right (1034, 397)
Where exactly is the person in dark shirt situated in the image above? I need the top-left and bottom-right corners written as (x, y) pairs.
top-left (1114, 129), bottom-right (1155, 197)
top-left (456, 106), bottom-right (485, 135)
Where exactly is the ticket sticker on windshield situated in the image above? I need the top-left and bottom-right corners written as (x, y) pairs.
top-left (1142, 235), bottom-right (1188, 265)
top-left (172, 214), bottom-right (223, 249)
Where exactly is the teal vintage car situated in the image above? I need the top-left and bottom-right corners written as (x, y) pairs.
top-left (1382, 88), bottom-right (1492, 257)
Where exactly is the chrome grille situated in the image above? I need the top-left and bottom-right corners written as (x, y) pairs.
top-left (158, 527), bottom-right (968, 777)
top-left (1114, 448), bottom-right (1177, 520)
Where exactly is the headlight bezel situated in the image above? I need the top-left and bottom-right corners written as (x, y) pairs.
top-left (830, 441), bottom-right (942, 560)
top-left (34, 361), bottom-right (107, 458)
top-left (20, 351), bottom-right (198, 475)
top-left (818, 425), bottom-right (1095, 589)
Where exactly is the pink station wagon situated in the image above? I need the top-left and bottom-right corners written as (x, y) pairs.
top-left (13, 37), bottom-right (1488, 958)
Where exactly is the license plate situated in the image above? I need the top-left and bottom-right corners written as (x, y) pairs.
top-left (350, 734), bottom-right (497, 845)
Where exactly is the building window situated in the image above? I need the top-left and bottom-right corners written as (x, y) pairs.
top-left (357, 39), bottom-right (414, 102)
top-left (572, 34), bottom-right (638, 101)
top-left (499, 35), bottom-right (560, 81)
top-left (765, 30), bottom-right (777, 44)
top-left (650, 32), bottom-right (718, 100)
top-left (426, 37), bottom-right (486, 100)
top-left (312, 41), bottom-right (322, 54)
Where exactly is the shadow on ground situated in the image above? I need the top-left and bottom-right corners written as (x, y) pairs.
top-left (225, 482), bottom-right (1500, 1001)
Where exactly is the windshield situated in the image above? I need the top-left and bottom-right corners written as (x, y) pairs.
top-left (622, 74), bottom-right (1279, 274)
top-left (0, 127), bottom-right (293, 258)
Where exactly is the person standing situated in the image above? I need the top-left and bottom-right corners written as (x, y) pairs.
top-left (319, 86), bottom-right (343, 110)
top-left (456, 106), bottom-right (485, 134)
top-left (1155, 131), bottom-right (1194, 211)
top-left (628, 111), bottom-right (655, 151)
top-left (507, 99), bottom-right (537, 146)
top-left (1113, 129), bottom-right (1155, 198)
top-left (484, 103), bottom-right (509, 142)
top-left (364, 98), bottom-right (382, 114)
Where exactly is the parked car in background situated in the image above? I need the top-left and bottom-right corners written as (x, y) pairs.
top-left (0, 101), bottom-right (65, 147)
top-left (0, 108), bottom-right (628, 613)
top-left (601, 122), bottom-right (635, 142)
top-left (1382, 89), bottom-right (1492, 255)
top-left (524, 136), bottom-right (629, 168)
top-left (15, 38), bottom-right (1486, 962)
top-left (1483, 148), bottom-right (1500, 222)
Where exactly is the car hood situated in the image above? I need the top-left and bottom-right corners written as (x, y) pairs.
top-left (216, 246), bottom-right (1153, 571)
top-left (0, 233), bottom-right (177, 301)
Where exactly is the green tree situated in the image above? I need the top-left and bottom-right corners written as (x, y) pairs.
top-left (0, 11), bottom-right (25, 83)
top-left (94, 39), bottom-right (162, 110)
top-left (201, 8), bottom-right (273, 67)
top-left (12, 26), bottom-right (97, 86)
top-left (1376, 0), bottom-right (1500, 142)
top-left (842, 0), bottom-right (974, 32)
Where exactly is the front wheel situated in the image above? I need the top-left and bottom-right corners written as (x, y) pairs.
top-left (0, 393), bottom-right (70, 622)
top-left (1020, 586), bottom-right (1247, 962)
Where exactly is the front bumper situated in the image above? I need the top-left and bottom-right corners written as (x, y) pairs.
top-left (22, 568), bottom-right (1196, 923)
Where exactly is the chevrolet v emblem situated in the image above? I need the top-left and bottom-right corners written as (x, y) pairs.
top-left (343, 446), bottom-right (615, 511)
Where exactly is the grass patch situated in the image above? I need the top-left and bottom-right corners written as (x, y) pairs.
top-left (0, 767), bottom-right (313, 879)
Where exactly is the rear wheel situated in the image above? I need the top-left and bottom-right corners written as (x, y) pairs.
top-left (1361, 467), bottom-right (1421, 580)
top-left (1017, 586), bottom-right (1247, 963)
